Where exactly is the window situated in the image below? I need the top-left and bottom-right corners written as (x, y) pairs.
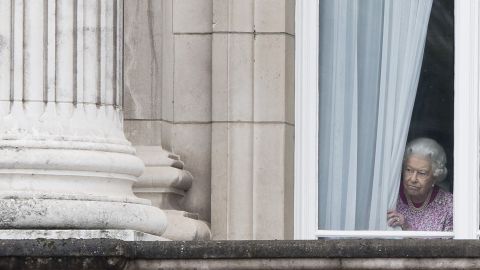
top-left (294, 0), bottom-right (480, 239)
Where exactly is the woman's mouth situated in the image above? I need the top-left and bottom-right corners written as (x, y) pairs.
top-left (407, 185), bottom-right (420, 190)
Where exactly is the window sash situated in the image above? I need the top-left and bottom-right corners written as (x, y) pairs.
top-left (294, 0), bottom-right (320, 240)
top-left (294, 0), bottom-right (480, 240)
top-left (315, 230), bottom-right (454, 239)
top-left (453, 0), bottom-right (480, 239)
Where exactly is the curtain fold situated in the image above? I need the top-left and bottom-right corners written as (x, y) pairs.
top-left (318, 0), bottom-right (433, 230)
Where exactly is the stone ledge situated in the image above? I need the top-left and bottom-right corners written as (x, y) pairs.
top-left (0, 239), bottom-right (478, 258)
top-left (132, 239), bottom-right (480, 259)
top-left (0, 239), bottom-right (479, 269)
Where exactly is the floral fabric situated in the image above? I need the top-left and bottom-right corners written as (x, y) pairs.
top-left (396, 186), bottom-right (453, 231)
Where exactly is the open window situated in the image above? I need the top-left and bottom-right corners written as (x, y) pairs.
top-left (295, 0), bottom-right (480, 239)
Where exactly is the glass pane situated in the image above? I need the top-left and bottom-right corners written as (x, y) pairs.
top-left (317, 0), bottom-right (454, 233)
top-left (408, 0), bottom-right (454, 194)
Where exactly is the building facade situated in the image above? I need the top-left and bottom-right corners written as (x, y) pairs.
top-left (3, 0), bottom-right (480, 269)
top-left (0, 0), bottom-right (295, 241)
top-left (123, 0), bottom-right (295, 240)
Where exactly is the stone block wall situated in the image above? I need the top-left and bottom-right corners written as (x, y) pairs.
top-left (211, 0), bottom-right (295, 240)
top-left (123, 0), bottom-right (212, 224)
top-left (123, 0), bottom-right (295, 240)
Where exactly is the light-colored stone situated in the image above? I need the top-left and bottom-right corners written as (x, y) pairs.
top-left (252, 123), bottom-right (289, 239)
top-left (210, 19), bottom-right (295, 239)
top-left (254, 0), bottom-right (295, 35)
top-left (170, 124), bottom-right (212, 222)
top-left (254, 34), bottom-right (293, 123)
top-left (228, 123), bottom-right (255, 240)
top-left (0, 230), bottom-right (167, 241)
top-left (0, 0), bottom-right (168, 237)
top-left (162, 210), bottom-right (211, 240)
top-left (161, 121), bottom-right (174, 153)
top-left (285, 35), bottom-right (295, 125)
top-left (212, 123), bottom-right (255, 240)
top-left (212, 33), bottom-right (254, 122)
top-left (0, 198), bottom-right (167, 236)
top-left (124, 120), bottom-right (163, 146)
top-left (162, 0), bottom-right (175, 122)
top-left (0, 0), bottom-right (11, 100)
top-left (174, 35), bottom-right (212, 122)
top-left (211, 123), bottom-right (293, 240)
top-left (285, 0), bottom-right (295, 35)
top-left (211, 123), bottom-right (229, 239)
top-left (213, 0), bottom-right (254, 33)
top-left (134, 145), bottom-right (192, 210)
top-left (124, 0), bottom-right (163, 119)
top-left (173, 0), bottom-right (213, 33)
top-left (284, 124), bottom-right (295, 239)
top-left (133, 145), bottom-right (212, 240)
top-left (128, 258), bottom-right (480, 270)
top-left (212, 35), bottom-right (229, 122)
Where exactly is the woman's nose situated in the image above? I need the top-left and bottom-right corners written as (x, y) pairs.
top-left (409, 171), bottom-right (419, 182)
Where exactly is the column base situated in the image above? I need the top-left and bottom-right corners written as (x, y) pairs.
top-left (162, 210), bottom-right (211, 241)
top-left (0, 199), bottom-right (168, 236)
top-left (0, 229), bottom-right (169, 241)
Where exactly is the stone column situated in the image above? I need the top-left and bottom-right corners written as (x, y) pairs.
top-left (123, 0), bottom-right (211, 240)
top-left (0, 0), bottom-right (166, 237)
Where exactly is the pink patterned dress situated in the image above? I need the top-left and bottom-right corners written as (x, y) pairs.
top-left (396, 185), bottom-right (453, 231)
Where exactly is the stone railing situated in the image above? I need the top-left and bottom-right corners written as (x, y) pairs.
top-left (0, 239), bottom-right (478, 269)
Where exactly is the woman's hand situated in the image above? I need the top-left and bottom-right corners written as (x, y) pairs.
top-left (387, 210), bottom-right (409, 230)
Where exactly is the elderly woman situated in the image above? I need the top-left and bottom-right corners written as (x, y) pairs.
top-left (387, 137), bottom-right (453, 231)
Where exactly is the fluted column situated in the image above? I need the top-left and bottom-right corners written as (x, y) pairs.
top-left (0, 0), bottom-right (166, 236)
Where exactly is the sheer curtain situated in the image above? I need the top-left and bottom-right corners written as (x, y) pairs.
top-left (318, 0), bottom-right (433, 230)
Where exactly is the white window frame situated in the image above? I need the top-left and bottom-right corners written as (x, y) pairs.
top-left (294, 0), bottom-right (480, 240)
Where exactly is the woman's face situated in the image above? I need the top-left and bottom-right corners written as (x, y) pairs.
top-left (403, 155), bottom-right (436, 200)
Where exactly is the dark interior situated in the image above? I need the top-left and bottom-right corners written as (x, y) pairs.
top-left (408, 0), bottom-right (454, 192)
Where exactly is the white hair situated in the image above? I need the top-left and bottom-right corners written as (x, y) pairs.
top-left (403, 137), bottom-right (448, 183)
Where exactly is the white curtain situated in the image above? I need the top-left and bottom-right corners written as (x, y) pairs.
top-left (318, 0), bottom-right (433, 230)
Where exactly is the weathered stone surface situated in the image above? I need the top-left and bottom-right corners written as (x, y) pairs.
top-left (212, 0), bottom-right (254, 32)
top-left (127, 258), bottom-right (480, 270)
top-left (161, 210), bottom-right (212, 241)
top-left (173, 0), bottom-right (213, 33)
top-left (173, 34), bottom-right (212, 122)
top-left (124, 120), bottom-right (163, 146)
top-left (124, 0), bottom-right (163, 120)
top-left (132, 145), bottom-right (212, 241)
top-left (0, 0), bottom-right (167, 237)
top-left (0, 239), bottom-right (479, 270)
top-left (211, 123), bottom-right (254, 240)
top-left (0, 230), bottom-right (164, 241)
top-left (212, 33), bottom-right (254, 122)
top-left (170, 124), bottom-right (212, 222)
top-left (254, 0), bottom-right (295, 35)
top-left (210, 0), bottom-right (295, 240)
top-left (254, 34), bottom-right (293, 123)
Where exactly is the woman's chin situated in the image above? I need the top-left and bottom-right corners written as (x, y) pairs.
top-left (406, 189), bottom-right (424, 198)
top-left (405, 187), bottom-right (419, 195)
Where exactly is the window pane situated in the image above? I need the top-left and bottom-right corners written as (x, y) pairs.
top-left (408, 0), bottom-right (454, 193)
top-left (318, 0), bottom-right (454, 233)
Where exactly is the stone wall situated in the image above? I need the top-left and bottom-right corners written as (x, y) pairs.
top-left (124, 0), bottom-right (212, 225)
top-left (123, 0), bottom-right (295, 240)
top-left (211, 0), bottom-right (295, 240)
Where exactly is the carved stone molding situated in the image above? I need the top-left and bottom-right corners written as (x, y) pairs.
top-left (134, 146), bottom-right (211, 240)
